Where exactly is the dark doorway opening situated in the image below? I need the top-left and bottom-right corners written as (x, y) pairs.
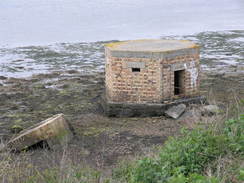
top-left (174, 70), bottom-right (184, 95)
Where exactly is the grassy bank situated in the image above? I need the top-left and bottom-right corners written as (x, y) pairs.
top-left (113, 114), bottom-right (244, 183)
top-left (1, 111), bottom-right (243, 183)
top-left (0, 29), bottom-right (244, 182)
top-left (0, 69), bottom-right (243, 183)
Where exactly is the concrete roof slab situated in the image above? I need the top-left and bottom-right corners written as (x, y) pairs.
top-left (105, 39), bottom-right (199, 52)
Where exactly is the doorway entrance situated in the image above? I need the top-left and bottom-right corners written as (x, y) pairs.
top-left (174, 70), bottom-right (185, 95)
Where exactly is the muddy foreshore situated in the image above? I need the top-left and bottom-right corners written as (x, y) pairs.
top-left (0, 31), bottom-right (243, 174)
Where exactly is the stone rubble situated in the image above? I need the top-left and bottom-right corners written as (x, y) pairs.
top-left (202, 105), bottom-right (220, 115)
top-left (165, 104), bottom-right (186, 119)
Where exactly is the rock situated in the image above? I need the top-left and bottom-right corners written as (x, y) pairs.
top-left (165, 104), bottom-right (186, 119)
top-left (15, 66), bottom-right (24, 70)
top-left (0, 76), bottom-right (7, 80)
top-left (6, 114), bottom-right (73, 152)
top-left (179, 109), bottom-right (201, 121)
top-left (61, 84), bottom-right (70, 89)
top-left (202, 105), bottom-right (220, 115)
top-left (66, 70), bottom-right (79, 74)
top-left (178, 109), bottom-right (201, 127)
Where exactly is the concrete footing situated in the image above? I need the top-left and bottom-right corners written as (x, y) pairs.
top-left (6, 114), bottom-right (73, 152)
top-left (101, 96), bottom-right (206, 117)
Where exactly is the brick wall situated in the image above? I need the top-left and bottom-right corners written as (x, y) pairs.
top-left (161, 52), bottom-right (200, 100)
top-left (105, 47), bottom-right (200, 104)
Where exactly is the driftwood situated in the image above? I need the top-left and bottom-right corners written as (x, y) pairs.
top-left (6, 114), bottom-right (73, 151)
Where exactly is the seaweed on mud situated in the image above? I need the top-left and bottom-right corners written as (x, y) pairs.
top-left (0, 31), bottom-right (243, 172)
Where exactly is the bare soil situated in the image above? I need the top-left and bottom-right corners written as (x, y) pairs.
top-left (0, 31), bottom-right (244, 177)
top-left (0, 67), bottom-right (243, 177)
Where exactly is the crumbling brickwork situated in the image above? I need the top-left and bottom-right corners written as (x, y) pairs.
top-left (105, 40), bottom-right (200, 104)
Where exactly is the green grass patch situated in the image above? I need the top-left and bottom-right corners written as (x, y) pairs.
top-left (113, 114), bottom-right (244, 183)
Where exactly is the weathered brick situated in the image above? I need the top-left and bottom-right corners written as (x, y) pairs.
top-left (105, 39), bottom-right (200, 103)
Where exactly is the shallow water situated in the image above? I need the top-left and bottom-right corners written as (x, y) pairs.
top-left (0, 0), bottom-right (244, 47)
top-left (0, 30), bottom-right (244, 78)
top-left (0, 0), bottom-right (244, 77)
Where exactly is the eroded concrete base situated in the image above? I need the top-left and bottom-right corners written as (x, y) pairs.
top-left (6, 114), bottom-right (73, 152)
top-left (101, 96), bottom-right (206, 117)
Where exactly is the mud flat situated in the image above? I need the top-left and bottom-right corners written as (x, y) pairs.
top-left (0, 31), bottom-right (243, 173)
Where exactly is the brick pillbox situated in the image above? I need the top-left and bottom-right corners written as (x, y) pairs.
top-left (102, 39), bottom-right (205, 117)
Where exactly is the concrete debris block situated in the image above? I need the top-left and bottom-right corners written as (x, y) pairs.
top-left (202, 105), bottom-right (220, 115)
top-left (179, 109), bottom-right (201, 121)
top-left (6, 114), bottom-right (73, 151)
top-left (178, 109), bottom-right (201, 127)
top-left (165, 104), bottom-right (186, 119)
